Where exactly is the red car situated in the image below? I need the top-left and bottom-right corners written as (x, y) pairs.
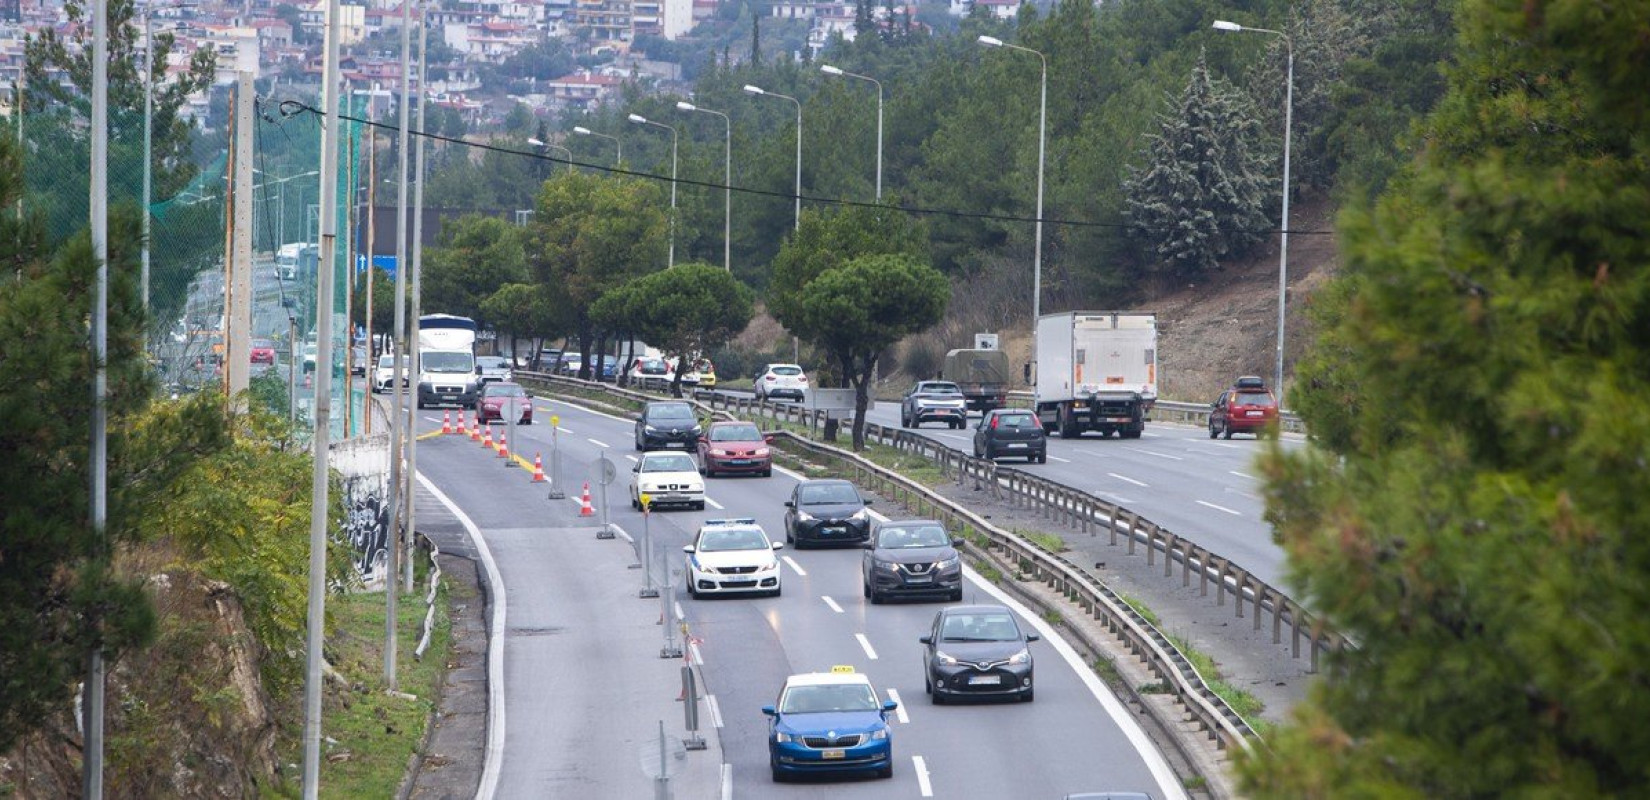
top-left (1209, 376), bottom-right (1278, 439)
top-left (696, 420), bottom-right (772, 477)
top-left (477, 382), bottom-right (533, 425)
top-left (250, 338), bottom-right (277, 365)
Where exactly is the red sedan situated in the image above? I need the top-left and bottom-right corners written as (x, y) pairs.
top-left (477, 382), bottom-right (533, 425)
top-left (250, 338), bottom-right (277, 365)
top-left (696, 420), bottom-right (772, 477)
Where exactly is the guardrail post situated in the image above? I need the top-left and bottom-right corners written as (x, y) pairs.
top-left (1273, 598), bottom-right (1284, 644)
top-left (1162, 534), bottom-right (1176, 577)
top-left (1216, 560), bottom-right (1231, 607)
top-left (1125, 513), bottom-right (1138, 556)
top-left (1234, 573), bottom-right (1246, 619)
top-left (1182, 544), bottom-right (1194, 587)
top-left (1145, 521), bottom-right (1158, 567)
top-left (1254, 587), bottom-right (1266, 631)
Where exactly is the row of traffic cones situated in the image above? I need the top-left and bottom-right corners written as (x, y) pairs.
top-left (439, 409), bottom-right (590, 516)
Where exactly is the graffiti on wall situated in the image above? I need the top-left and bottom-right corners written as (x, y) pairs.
top-left (333, 432), bottom-right (392, 588)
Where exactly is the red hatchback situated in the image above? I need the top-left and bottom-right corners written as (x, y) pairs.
top-left (696, 420), bottom-right (773, 477)
top-left (250, 338), bottom-right (277, 365)
top-left (1209, 376), bottom-right (1278, 439)
top-left (477, 382), bottom-right (533, 425)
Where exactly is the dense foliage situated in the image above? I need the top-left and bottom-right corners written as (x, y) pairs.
top-left (1241, 0), bottom-right (1650, 794)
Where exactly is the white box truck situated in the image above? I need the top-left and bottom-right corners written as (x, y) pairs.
top-left (1033, 311), bottom-right (1157, 439)
top-left (416, 314), bottom-right (479, 408)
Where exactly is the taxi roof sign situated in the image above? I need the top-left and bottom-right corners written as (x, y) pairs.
top-left (830, 665), bottom-right (856, 674)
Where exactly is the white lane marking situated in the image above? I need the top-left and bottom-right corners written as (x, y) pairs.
top-left (587, 438), bottom-right (610, 448)
top-left (960, 564), bottom-right (1189, 800)
top-left (706, 693), bottom-right (724, 728)
top-left (1196, 500), bottom-right (1242, 516)
top-left (1107, 472), bottom-right (1148, 488)
top-left (1125, 447), bottom-right (1184, 461)
top-left (1226, 489), bottom-right (1260, 502)
top-left (1230, 470), bottom-right (1256, 480)
top-left (424, 416), bottom-right (443, 424)
top-left (774, 464), bottom-right (808, 481)
top-left (704, 496), bottom-right (725, 510)
top-left (1047, 455), bottom-right (1072, 463)
top-left (782, 555), bottom-right (807, 576)
top-left (913, 755), bottom-right (934, 797)
top-left (625, 455), bottom-right (639, 463)
top-left (416, 473), bottom-right (508, 799)
top-left (1209, 442), bottom-right (1244, 450)
top-left (720, 763), bottom-right (733, 800)
top-left (855, 633), bottom-right (879, 660)
top-left (689, 639), bottom-right (704, 666)
top-left (556, 426), bottom-right (573, 434)
top-left (1101, 493), bottom-right (1138, 505)
top-left (674, 601), bottom-right (685, 620)
top-left (822, 595), bottom-right (844, 613)
top-left (885, 688), bottom-right (909, 724)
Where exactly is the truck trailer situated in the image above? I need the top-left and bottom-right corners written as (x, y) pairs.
top-left (416, 314), bottom-right (479, 408)
top-left (942, 348), bottom-right (1010, 413)
top-left (1033, 312), bottom-right (1157, 439)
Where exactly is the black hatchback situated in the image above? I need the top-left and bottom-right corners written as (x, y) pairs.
top-left (635, 401), bottom-right (703, 451)
top-left (783, 479), bottom-right (873, 548)
top-left (972, 409), bottom-right (1046, 463)
top-left (861, 519), bottom-right (963, 604)
top-left (920, 604), bottom-right (1039, 704)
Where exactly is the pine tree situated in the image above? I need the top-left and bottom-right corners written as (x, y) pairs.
top-left (1239, 0), bottom-right (1650, 794)
top-left (1124, 53), bottom-right (1271, 275)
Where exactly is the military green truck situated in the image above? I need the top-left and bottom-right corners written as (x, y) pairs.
top-left (942, 348), bottom-right (1010, 412)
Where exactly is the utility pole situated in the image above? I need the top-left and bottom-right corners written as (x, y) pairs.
top-left (227, 72), bottom-right (255, 405)
top-left (84, 0), bottom-right (109, 794)
top-left (406, 6), bottom-right (429, 594)
top-left (383, 0), bottom-right (414, 689)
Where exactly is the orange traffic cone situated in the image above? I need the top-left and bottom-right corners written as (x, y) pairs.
top-left (531, 453), bottom-right (546, 482)
top-left (469, 412), bottom-right (481, 441)
top-left (481, 424), bottom-right (493, 450)
top-left (456, 412), bottom-right (468, 438)
top-left (442, 411), bottom-right (453, 434)
top-left (497, 432), bottom-right (510, 460)
top-left (579, 482), bottom-right (595, 517)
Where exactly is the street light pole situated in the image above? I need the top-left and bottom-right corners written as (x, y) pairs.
top-left (572, 125), bottom-right (622, 168)
top-left (978, 36), bottom-right (1047, 330)
top-left (141, 13), bottom-right (152, 312)
top-left (676, 101), bottom-right (731, 271)
top-left (743, 84), bottom-right (801, 230)
top-left (627, 114), bottom-right (678, 267)
top-left (1214, 20), bottom-right (1292, 404)
top-left (528, 137), bottom-right (573, 170)
top-left (819, 64), bottom-right (883, 201)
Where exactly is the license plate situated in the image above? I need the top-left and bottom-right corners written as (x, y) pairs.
top-left (906, 575), bottom-right (932, 584)
top-left (1008, 442), bottom-right (1027, 448)
top-left (1246, 411), bottom-right (1264, 417)
top-left (825, 527), bottom-right (845, 535)
top-left (822, 749), bottom-right (845, 760)
top-left (969, 675), bottom-right (1001, 685)
top-left (728, 459), bottom-right (750, 465)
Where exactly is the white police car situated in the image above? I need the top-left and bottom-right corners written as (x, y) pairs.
top-left (683, 518), bottom-right (783, 598)
top-left (762, 666), bottom-right (896, 781)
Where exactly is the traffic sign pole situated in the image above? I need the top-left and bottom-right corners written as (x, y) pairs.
top-left (639, 495), bottom-right (659, 598)
top-left (547, 414), bottom-right (566, 498)
top-left (595, 454), bottom-right (615, 538)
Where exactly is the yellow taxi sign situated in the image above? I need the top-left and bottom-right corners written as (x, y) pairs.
top-left (829, 665), bottom-right (856, 674)
top-left (551, 415), bottom-right (560, 426)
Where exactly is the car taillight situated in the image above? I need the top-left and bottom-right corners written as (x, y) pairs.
top-left (990, 416), bottom-right (999, 429)
top-left (765, 375), bottom-right (776, 381)
top-left (798, 376), bottom-right (808, 382)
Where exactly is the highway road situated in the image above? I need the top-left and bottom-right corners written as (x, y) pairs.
top-left (715, 390), bottom-right (1303, 587)
top-left (410, 392), bottom-right (1188, 799)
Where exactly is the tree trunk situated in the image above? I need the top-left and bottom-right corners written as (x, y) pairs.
top-left (850, 355), bottom-right (876, 451)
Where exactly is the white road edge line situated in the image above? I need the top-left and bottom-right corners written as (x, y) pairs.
top-left (587, 438), bottom-right (610, 448)
top-left (885, 688), bottom-right (909, 724)
top-left (689, 640), bottom-right (704, 666)
top-left (674, 601), bottom-right (685, 620)
top-left (1196, 499), bottom-right (1242, 516)
top-left (1125, 447), bottom-right (1184, 461)
top-left (913, 754), bottom-right (934, 797)
top-left (1107, 472), bottom-right (1149, 488)
top-left (1047, 455), bottom-right (1072, 463)
top-left (416, 473), bottom-right (507, 800)
top-left (782, 555), bottom-right (807, 576)
top-left (705, 497), bottom-right (725, 510)
top-left (1229, 470), bottom-right (1255, 480)
top-left (855, 632), bottom-right (879, 660)
top-left (720, 762), bottom-right (732, 800)
top-left (960, 563), bottom-right (1189, 800)
top-left (706, 693), bottom-right (724, 728)
top-left (822, 595), bottom-right (844, 613)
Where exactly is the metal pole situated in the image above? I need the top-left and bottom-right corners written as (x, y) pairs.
top-left (289, 315), bottom-right (298, 425)
top-left (303, 0), bottom-right (345, 792)
top-left (659, 550), bottom-right (680, 658)
top-left (383, 0), bottom-right (414, 687)
top-left (141, 13), bottom-right (152, 312)
top-left (1276, 44), bottom-right (1293, 406)
top-left (1032, 50), bottom-right (1046, 327)
top-left (722, 115), bottom-right (730, 269)
top-left (668, 126), bottom-right (677, 267)
top-left (874, 81), bottom-right (883, 201)
top-left (407, 7), bottom-right (430, 594)
top-left (548, 418), bottom-right (566, 499)
top-left (84, 0), bottom-right (109, 793)
top-left (656, 720), bottom-right (671, 800)
top-left (640, 503), bottom-right (659, 597)
top-left (365, 108), bottom-right (376, 435)
top-left (791, 99), bottom-right (801, 229)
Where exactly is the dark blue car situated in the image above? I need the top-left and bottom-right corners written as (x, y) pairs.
top-left (763, 669), bottom-right (896, 782)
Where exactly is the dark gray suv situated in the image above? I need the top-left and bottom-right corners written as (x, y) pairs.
top-left (861, 519), bottom-right (963, 604)
top-left (635, 401), bottom-right (702, 451)
top-left (972, 409), bottom-right (1047, 463)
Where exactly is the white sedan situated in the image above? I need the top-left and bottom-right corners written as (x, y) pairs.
top-left (683, 519), bottom-right (784, 598)
top-left (630, 451), bottom-right (706, 511)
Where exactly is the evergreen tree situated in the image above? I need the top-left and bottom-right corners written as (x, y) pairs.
top-left (1239, 0), bottom-right (1650, 794)
top-left (1124, 52), bottom-right (1271, 275)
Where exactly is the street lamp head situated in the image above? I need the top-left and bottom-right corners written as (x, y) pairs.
top-left (820, 64), bottom-right (844, 76)
top-left (627, 113), bottom-right (648, 124)
top-left (573, 126), bottom-right (593, 135)
top-left (978, 35), bottom-right (1004, 47)
top-left (527, 137), bottom-right (546, 146)
top-left (742, 84), bottom-right (765, 96)
top-left (676, 101), bottom-right (697, 111)
top-left (1212, 20), bottom-right (1243, 31)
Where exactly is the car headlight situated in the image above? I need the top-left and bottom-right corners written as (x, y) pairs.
top-left (935, 555), bottom-right (960, 570)
top-left (691, 425), bottom-right (703, 436)
top-left (851, 509), bottom-right (870, 521)
top-left (870, 727), bottom-right (888, 740)
top-left (644, 424), bottom-right (658, 432)
top-left (642, 483), bottom-right (660, 493)
top-left (795, 511), bottom-right (814, 521)
top-left (934, 650), bottom-right (958, 667)
top-left (1007, 648), bottom-right (1031, 666)
top-left (875, 560), bottom-right (899, 573)
top-left (775, 731), bottom-right (795, 743)
top-left (756, 561), bottom-right (778, 572)
top-left (754, 447), bottom-right (770, 456)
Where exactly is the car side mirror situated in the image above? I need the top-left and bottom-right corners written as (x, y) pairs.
top-left (763, 435), bottom-right (774, 443)
top-left (950, 538), bottom-right (964, 547)
top-left (771, 542), bottom-right (785, 551)
top-left (1026, 633), bottom-right (1041, 643)
top-left (881, 700), bottom-right (898, 713)
top-left (632, 465), bottom-right (641, 473)
top-left (783, 500), bottom-right (794, 508)
top-left (863, 499), bottom-right (873, 506)
top-left (918, 635), bottom-right (933, 645)
top-left (682, 545), bottom-right (695, 553)
top-left (861, 542), bottom-right (875, 550)
top-left (761, 705), bottom-right (777, 717)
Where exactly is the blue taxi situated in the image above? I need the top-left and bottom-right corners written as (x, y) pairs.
top-left (762, 667), bottom-right (896, 781)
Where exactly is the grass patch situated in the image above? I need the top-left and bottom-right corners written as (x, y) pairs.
top-left (1137, 681), bottom-right (1171, 694)
top-left (1041, 610), bottom-right (1063, 625)
top-left (1166, 633), bottom-right (1267, 729)
top-left (1016, 528), bottom-right (1066, 553)
top-left (1092, 656), bottom-right (1122, 685)
top-left (271, 574), bottom-right (451, 798)
top-left (1184, 775), bottom-right (1208, 790)
top-left (974, 564), bottom-right (1004, 584)
top-left (1119, 593), bottom-right (1161, 627)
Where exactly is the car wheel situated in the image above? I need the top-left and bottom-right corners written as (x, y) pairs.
top-left (899, 410), bottom-right (909, 428)
top-left (1208, 421), bottom-right (1219, 439)
top-left (983, 446), bottom-right (995, 461)
top-left (771, 583), bottom-right (782, 598)
top-left (771, 765), bottom-right (786, 783)
top-left (1222, 422), bottom-right (1233, 440)
top-left (869, 587), bottom-right (883, 605)
top-left (762, 467), bottom-right (773, 478)
top-left (952, 422), bottom-right (963, 430)
top-left (878, 763), bottom-right (894, 779)
top-left (931, 688), bottom-right (946, 705)
top-left (1021, 686), bottom-right (1035, 702)
top-left (631, 495), bottom-right (640, 511)
top-left (694, 501), bottom-right (705, 511)
top-left (1058, 407), bottom-right (1079, 439)
top-left (950, 588), bottom-right (963, 602)
top-left (521, 417), bottom-right (531, 425)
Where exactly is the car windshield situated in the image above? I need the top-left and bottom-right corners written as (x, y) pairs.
top-left (940, 613), bottom-right (1021, 642)
top-left (252, 339), bottom-right (274, 349)
top-left (638, 358), bottom-right (667, 372)
top-left (771, 366), bottom-right (802, 376)
top-left (487, 384), bottom-right (525, 397)
top-left (994, 413), bottom-right (1037, 429)
top-left (918, 383), bottom-right (960, 394)
top-left (799, 483), bottom-right (860, 505)
top-left (780, 683), bottom-right (880, 714)
top-left (378, 356), bottom-right (395, 368)
top-left (697, 528), bottom-right (769, 552)
top-left (647, 404), bottom-right (695, 422)
top-left (877, 525), bottom-right (949, 549)
top-left (477, 357), bottom-right (508, 369)
top-left (424, 352), bottom-right (472, 373)
top-left (710, 424), bottom-right (762, 442)
top-left (1235, 392), bottom-right (1274, 406)
top-left (642, 454), bottom-right (697, 472)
